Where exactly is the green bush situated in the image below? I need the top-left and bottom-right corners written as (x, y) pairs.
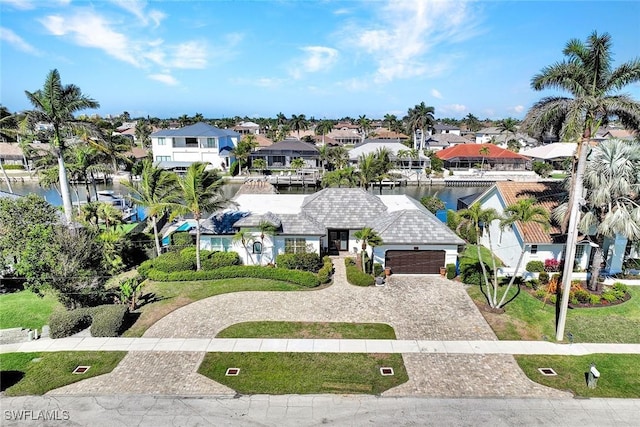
top-left (612, 282), bottom-right (629, 294)
top-left (276, 253), bottom-right (323, 272)
top-left (590, 294), bottom-right (602, 305)
top-left (534, 289), bottom-right (546, 299)
top-left (574, 289), bottom-right (591, 304)
top-left (4, 164), bottom-right (25, 170)
top-left (525, 261), bottom-right (545, 272)
top-left (229, 160), bottom-right (239, 176)
top-left (317, 264), bottom-right (332, 284)
top-left (151, 251), bottom-right (195, 273)
top-left (548, 294), bottom-right (557, 304)
top-left (446, 263), bottom-right (456, 279)
top-left (201, 251), bottom-right (241, 270)
top-left (373, 263), bottom-right (383, 277)
top-left (146, 266), bottom-right (320, 287)
top-left (90, 305), bottom-right (129, 337)
top-left (345, 258), bottom-right (356, 267)
top-left (538, 271), bottom-right (550, 285)
top-left (459, 259), bottom-right (487, 285)
top-left (602, 290), bottom-right (617, 303)
top-left (171, 231), bottom-right (193, 247)
top-left (49, 308), bottom-right (94, 339)
top-left (345, 263), bottom-right (374, 286)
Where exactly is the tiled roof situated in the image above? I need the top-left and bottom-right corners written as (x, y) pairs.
top-left (494, 181), bottom-right (565, 244)
top-left (520, 143), bottom-right (576, 160)
top-left (200, 211), bottom-right (249, 234)
top-left (436, 143), bottom-right (530, 160)
top-left (234, 211), bottom-right (282, 228)
top-left (301, 188), bottom-right (387, 229)
top-left (255, 140), bottom-right (319, 153)
top-left (277, 213), bottom-right (326, 235)
top-left (371, 209), bottom-right (464, 245)
top-left (150, 122), bottom-right (240, 138)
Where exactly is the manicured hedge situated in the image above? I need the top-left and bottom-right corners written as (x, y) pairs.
top-left (276, 253), bottom-right (323, 272)
top-left (317, 258), bottom-right (334, 284)
top-left (201, 251), bottom-right (241, 270)
top-left (446, 263), bottom-right (457, 279)
top-left (345, 257), bottom-right (374, 287)
top-left (138, 249), bottom-right (240, 278)
top-left (526, 260), bottom-right (545, 272)
top-left (90, 305), bottom-right (129, 337)
top-left (146, 265), bottom-right (320, 288)
top-left (49, 308), bottom-right (94, 339)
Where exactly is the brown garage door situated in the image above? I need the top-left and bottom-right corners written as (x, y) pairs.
top-left (385, 250), bottom-right (446, 274)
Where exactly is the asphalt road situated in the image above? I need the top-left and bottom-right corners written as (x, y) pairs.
top-left (2, 395), bottom-right (638, 426)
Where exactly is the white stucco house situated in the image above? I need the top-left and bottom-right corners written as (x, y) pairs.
top-left (348, 140), bottom-right (430, 172)
top-left (473, 181), bottom-right (629, 275)
top-left (150, 122), bottom-right (241, 171)
top-left (197, 188), bottom-right (464, 273)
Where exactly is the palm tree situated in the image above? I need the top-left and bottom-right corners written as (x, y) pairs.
top-left (328, 146), bottom-right (349, 170)
top-left (232, 134), bottom-right (258, 175)
top-left (121, 159), bottom-right (180, 256)
top-left (276, 112), bottom-right (287, 127)
top-left (497, 198), bottom-right (550, 308)
top-left (406, 102), bottom-right (435, 150)
top-left (357, 152), bottom-right (378, 190)
top-left (396, 149), bottom-right (409, 174)
top-left (290, 114), bottom-right (308, 139)
top-left (315, 119), bottom-right (334, 145)
top-left (463, 113), bottom-right (482, 132)
top-left (479, 145), bottom-right (490, 170)
top-left (457, 203), bottom-right (501, 308)
top-left (290, 157), bottom-right (306, 171)
top-left (232, 230), bottom-right (255, 265)
top-left (252, 158), bottom-right (267, 174)
top-left (97, 202), bottom-right (123, 231)
top-left (23, 69), bottom-right (100, 223)
top-left (521, 31), bottom-right (640, 340)
top-left (571, 138), bottom-right (640, 291)
top-left (257, 220), bottom-right (276, 265)
top-left (357, 115), bottom-right (371, 141)
top-left (383, 114), bottom-right (398, 131)
top-left (169, 162), bottom-right (233, 270)
top-left (354, 227), bottom-right (383, 274)
top-left (497, 117), bottom-right (519, 147)
top-left (135, 119), bottom-right (152, 147)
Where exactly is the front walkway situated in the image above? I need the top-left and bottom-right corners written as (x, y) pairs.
top-left (3, 257), bottom-right (578, 397)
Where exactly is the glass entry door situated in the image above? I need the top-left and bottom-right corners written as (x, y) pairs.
top-left (328, 230), bottom-right (349, 253)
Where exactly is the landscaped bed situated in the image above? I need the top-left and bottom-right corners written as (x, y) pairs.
top-left (515, 354), bottom-right (640, 398)
top-left (0, 351), bottom-right (126, 396)
top-left (198, 352), bottom-right (408, 395)
top-left (216, 321), bottom-right (397, 339)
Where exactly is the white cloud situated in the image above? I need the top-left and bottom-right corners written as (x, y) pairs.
top-left (441, 104), bottom-right (467, 114)
top-left (344, 0), bottom-right (482, 82)
top-left (0, 0), bottom-right (35, 10)
top-left (431, 89), bottom-right (443, 99)
top-left (148, 73), bottom-right (178, 86)
top-left (168, 40), bottom-right (208, 69)
top-left (0, 27), bottom-right (40, 55)
top-left (40, 11), bottom-right (139, 66)
top-left (290, 46), bottom-right (339, 79)
top-left (110, 0), bottom-right (165, 27)
top-left (513, 105), bottom-right (524, 113)
top-left (229, 77), bottom-right (285, 88)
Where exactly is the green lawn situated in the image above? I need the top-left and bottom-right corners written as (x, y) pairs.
top-left (0, 291), bottom-right (61, 330)
top-left (467, 284), bottom-right (640, 343)
top-left (198, 352), bottom-right (408, 395)
top-left (216, 321), bottom-right (397, 339)
top-left (0, 351), bottom-right (126, 396)
top-left (516, 354), bottom-right (640, 398)
top-left (124, 278), bottom-right (315, 337)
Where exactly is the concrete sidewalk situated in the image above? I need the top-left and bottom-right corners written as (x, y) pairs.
top-left (2, 336), bottom-right (639, 355)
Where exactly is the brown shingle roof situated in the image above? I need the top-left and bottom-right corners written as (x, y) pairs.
top-left (495, 181), bottom-right (565, 244)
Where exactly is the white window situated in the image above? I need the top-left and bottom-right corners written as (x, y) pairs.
top-left (209, 237), bottom-right (231, 252)
top-left (157, 137), bottom-right (166, 146)
top-left (206, 138), bottom-right (217, 148)
top-left (285, 238), bottom-right (307, 254)
top-left (155, 156), bottom-right (171, 162)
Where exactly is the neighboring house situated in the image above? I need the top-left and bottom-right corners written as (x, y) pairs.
top-left (473, 182), bottom-right (589, 272)
top-left (424, 133), bottom-right (471, 151)
top-left (475, 127), bottom-right (537, 147)
top-left (198, 188), bottom-right (464, 273)
top-left (348, 140), bottom-right (430, 171)
top-left (520, 143), bottom-right (577, 170)
top-left (233, 121), bottom-right (260, 135)
top-left (249, 140), bottom-right (320, 169)
top-left (150, 122), bottom-right (240, 171)
top-left (370, 128), bottom-right (410, 142)
top-left (436, 143), bottom-right (531, 171)
top-left (432, 124), bottom-right (461, 136)
top-left (0, 142), bottom-right (51, 169)
top-left (327, 129), bottom-right (362, 145)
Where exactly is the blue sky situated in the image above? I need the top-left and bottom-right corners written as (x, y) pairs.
top-left (1, 0), bottom-right (639, 120)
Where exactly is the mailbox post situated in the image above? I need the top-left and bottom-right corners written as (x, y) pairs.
top-left (587, 363), bottom-right (600, 389)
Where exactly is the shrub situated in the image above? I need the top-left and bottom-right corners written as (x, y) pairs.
top-left (612, 282), bottom-right (629, 294)
top-left (317, 263), bottom-right (332, 284)
top-left (152, 250), bottom-right (195, 273)
top-left (345, 258), bottom-right (356, 267)
top-left (346, 264), bottom-right (374, 286)
top-left (602, 290), bottom-right (617, 303)
top-left (590, 294), bottom-right (602, 305)
top-left (526, 261), bottom-right (544, 272)
top-left (201, 251), bottom-right (241, 270)
top-left (544, 258), bottom-right (561, 272)
top-left (548, 294), bottom-right (557, 304)
top-left (459, 259), bottom-right (490, 285)
top-left (171, 231), bottom-right (193, 248)
top-left (276, 253), bottom-right (323, 272)
top-left (49, 308), bottom-right (94, 339)
top-left (90, 305), bottom-right (129, 337)
top-left (373, 263), bottom-right (383, 277)
top-left (574, 289), bottom-right (591, 304)
top-left (446, 263), bottom-right (457, 279)
top-left (538, 272), bottom-right (549, 285)
top-left (534, 289), bottom-right (546, 299)
top-left (420, 195), bottom-right (445, 214)
top-left (146, 265), bottom-right (320, 288)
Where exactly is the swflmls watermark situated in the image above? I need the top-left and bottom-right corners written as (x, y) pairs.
top-left (4, 410), bottom-right (70, 421)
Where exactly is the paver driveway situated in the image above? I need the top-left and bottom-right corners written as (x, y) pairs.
top-left (50, 258), bottom-right (568, 397)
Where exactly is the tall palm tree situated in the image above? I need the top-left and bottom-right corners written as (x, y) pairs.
top-left (232, 134), bottom-right (258, 175)
top-left (23, 69), bottom-right (100, 223)
top-left (497, 117), bottom-right (519, 147)
top-left (571, 138), bottom-right (640, 291)
top-left (463, 113), bottom-right (482, 132)
top-left (122, 160), bottom-right (180, 256)
top-left (290, 157), bottom-right (305, 170)
top-left (354, 227), bottom-right (383, 274)
top-left (257, 220), bottom-right (276, 265)
top-left (168, 163), bottom-right (233, 270)
top-left (479, 145), bottom-right (490, 170)
top-left (315, 119), bottom-right (334, 145)
top-left (383, 114), bottom-right (398, 131)
top-left (521, 31), bottom-right (640, 340)
top-left (357, 152), bottom-right (378, 190)
top-left (457, 203), bottom-right (501, 308)
top-left (232, 230), bottom-right (255, 265)
top-left (97, 202), bottom-right (123, 231)
top-left (135, 119), bottom-right (152, 147)
top-left (406, 102), bottom-right (435, 150)
top-left (290, 114), bottom-right (308, 139)
top-left (497, 198), bottom-right (550, 308)
top-left (328, 146), bottom-right (349, 170)
top-left (357, 115), bottom-right (371, 141)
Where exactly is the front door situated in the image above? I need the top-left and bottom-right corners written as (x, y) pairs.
top-left (328, 230), bottom-right (349, 254)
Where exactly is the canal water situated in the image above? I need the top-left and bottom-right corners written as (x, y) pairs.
top-left (3, 180), bottom-right (487, 220)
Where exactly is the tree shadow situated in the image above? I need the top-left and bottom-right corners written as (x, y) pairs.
top-left (0, 371), bottom-right (25, 391)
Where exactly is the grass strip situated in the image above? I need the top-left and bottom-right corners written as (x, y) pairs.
top-left (515, 354), bottom-right (640, 398)
top-left (198, 352), bottom-right (408, 395)
top-left (0, 351), bottom-right (126, 396)
top-left (216, 321), bottom-right (396, 339)
top-left (0, 291), bottom-right (61, 331)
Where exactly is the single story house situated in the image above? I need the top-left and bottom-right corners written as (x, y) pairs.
top-left (198, 188), bottom-right (464, 273)
top-left (472, 181), bottom-right (630, 275)
top-left (150, 122), bottom-right (240, 170)
top-left (424, 133), bottom-right (472, 151)
top-left (348, 140), bottom-right (430, 171)
top-left (249, 140), bottom-right (320, 169)
top-left (520, 143), bottom-right (577, 170)
top-left (436, 143), bottom-right (531, 171)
